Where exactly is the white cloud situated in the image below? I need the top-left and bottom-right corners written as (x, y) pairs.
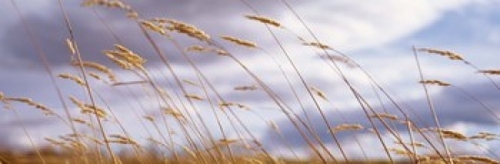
top-left (280, 0), bottom-right (473, 51)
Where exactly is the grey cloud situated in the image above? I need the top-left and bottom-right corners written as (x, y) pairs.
top-left (261, 80), bottom-right (500, 151)
top-left (1, 0), bottom-right (306, 70)
top-left (0, 117), bottom-right (55, 129)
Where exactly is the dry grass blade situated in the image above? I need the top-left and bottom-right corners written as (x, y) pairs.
top-left (220, 35), bottom-right (258, 48)
top-left (244, 15), bottom-right (281, 28)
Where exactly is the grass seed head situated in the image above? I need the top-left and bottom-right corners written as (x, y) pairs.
top-left (418, 48), bottom-right (465, 61)
top-left (88, 72), bottom-right (101, 80)
top-left (72, 61), bottom-right (116, 82)
top-left (469, 132), bottom-right (498, 141)
top-left (108, 134), bottom-right (138, 145)
top-left (394, 141), bottom-right (426, 148)
top-left (214, 49), bottom-right (229, 56)
top-left (323, 55), bottom-right (357, 68)
top-left (5, 97), bottom-right (54, 116)
top-left (309, 87), bottom-right (328, 100)
top-left (371, 113), bottom-right (399, 121)
top-left (182, 79), bottom-right (200, 87)
top-left (478, 69), bottom-right (500, 75)
top-left (435, 129), bottom-right (468, 141)
top-left (269, 121), bottom-right (279, 131)
top-left (45, 138), bottom-right (66, 146)
top-left (456, 155), bottom-right (500, 164)
top-left (220, 35), bottom-right (258, 48)
top-left (185, 45), bottom-right (206, 52)
top-left (303, 42), bottom-right (332, 50)
top-left (144, 116), bottom-right (154, 122)
top-left (104, 44), bottom-right (146, 70)
top-left (329, 124), bottom-right (364, 133)
top-left (388, 148), bottom-right (413, 156)
top-left (185, 94), bottom-right (204, 101)
top-left (141, 20), bottom-right (167, 35)
top-left (419, 80), bottom-right (450, 87)
top-left (166, 19), bottom-right (210, 41)
top-left (66, 38), bottom-right (76, 55)
top-left (58, 73), bottom-right (87, 86)
top-left (219, 138), bottom-right (239, 145)
top-left (69, 96), bottom-right (107, 118)
top-left (234, 85), bottom-right (258, 91)
top-left (163, 107), bottom-right (184, 119)
top-left (82, 0), bottom-right (131, 11)
top-left (244, 15), bottom-right (281, 28)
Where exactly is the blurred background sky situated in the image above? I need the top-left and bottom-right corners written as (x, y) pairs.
top-left (1, 0), bottom-right (500, 159)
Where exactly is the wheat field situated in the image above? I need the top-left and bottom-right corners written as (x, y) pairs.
top-left (1, 0), bottom-right (500, 163)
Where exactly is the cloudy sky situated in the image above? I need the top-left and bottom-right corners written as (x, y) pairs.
top-left (1, 0), bottom-right (500, 160)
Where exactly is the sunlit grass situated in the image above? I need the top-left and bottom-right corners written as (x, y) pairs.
top-left (1, 0), bottom-right (499, 163)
